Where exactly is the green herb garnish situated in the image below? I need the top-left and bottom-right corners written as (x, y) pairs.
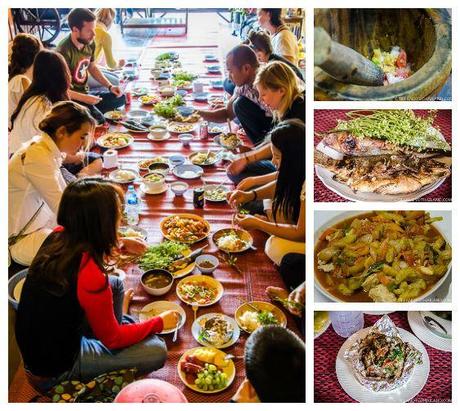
top-left (139, 241), bottom-right (189, 271)
top-left (331, 110), bottom-right (450, 151)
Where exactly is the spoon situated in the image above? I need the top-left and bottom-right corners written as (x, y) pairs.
top-left (172, 313), bottom-right (182, 342)
top-left (224, 354), bottom-right (244, 361)
top-left (192, 303), bottom-right (199, 322)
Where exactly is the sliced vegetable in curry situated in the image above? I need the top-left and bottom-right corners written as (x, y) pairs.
top-left (315, 211), bottom-right (451, 302)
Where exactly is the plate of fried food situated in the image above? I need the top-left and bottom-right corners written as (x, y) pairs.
top-left (167, 122), bottom-right (196, 133)
top-left (173, 111), bottom-right (201, 123)
top-left (139, 94), bottom-right (161, 105)
top-left (103, 110), bottom-right (124, 121)
top-left (97, 133), bottom-right (133, 149)
top-left (189, 151), bottom-right (220, 166)
top-left (160, 214), bottom-right (210, 244)
top-left (215, 132), bottom-right (242, 150)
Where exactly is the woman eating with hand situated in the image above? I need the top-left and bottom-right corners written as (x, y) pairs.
top-left (227, 61), bottom-right (304, 184)
top-left (16, 178), bottom-right (180, 391)
top-left (227, 119), bottom-right (305, 266)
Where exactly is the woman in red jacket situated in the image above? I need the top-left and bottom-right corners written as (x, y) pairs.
top-left (16, 178), bottom-right (180, 391)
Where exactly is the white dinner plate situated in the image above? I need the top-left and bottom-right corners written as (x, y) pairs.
top-left (336, 326), bottom-right (430, 402)
top-left (407, 311), bottom-right (452, 352)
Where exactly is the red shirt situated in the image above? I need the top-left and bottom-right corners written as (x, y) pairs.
top-left (77, 252), bottom-right (163, 350)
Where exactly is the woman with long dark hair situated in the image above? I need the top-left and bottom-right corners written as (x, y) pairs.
top-left (228, 119), bottom-right (305, 265)
top-left (16, 178), bottom-right (179, 390)
top-left (9, 101), bottom-right (99, 266)
top-left (9, 49), bottom-right (71, 154)
top-left (8, 33), bottom-right (42, 125)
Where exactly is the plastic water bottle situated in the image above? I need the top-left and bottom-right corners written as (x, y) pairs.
top-left (125, 185), bottom-right (140, 225)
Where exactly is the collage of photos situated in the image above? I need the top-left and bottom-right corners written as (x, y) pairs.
top-left (4, 3), bottom-right (456, 408)
top-left (313, 6), bottom-right (453, 406)
top-left (6, 7), bottom-right (306, 404)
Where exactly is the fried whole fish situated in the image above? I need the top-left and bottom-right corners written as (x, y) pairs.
top-left (315, 150), bottom-right (451, 195)
top-left (321, 132), bottom-right (450, 158)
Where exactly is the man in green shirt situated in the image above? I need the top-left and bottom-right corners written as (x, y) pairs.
top-left (57, 8), bottom-right (125, 124)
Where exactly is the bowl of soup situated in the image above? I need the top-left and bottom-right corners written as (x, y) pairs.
top-left (141, 269), bottom-right (174, 296)
top-left (148, 162), bottom-right (170, 176)
top-left (142, 172), bottom-right (165, 191)
top-left (314, 211), bottom-right (452, 303)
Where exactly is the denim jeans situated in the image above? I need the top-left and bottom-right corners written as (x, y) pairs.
top-left (88, 69), bottom-right (120, 90)
top-left (33, 276), bottom-right (167, 392)
top-left (227, 159), bottom-right (276, 185)
top-left (81, 91), bottom-right (126, 125)
top-left (233, 96), bottom-right (273, 145)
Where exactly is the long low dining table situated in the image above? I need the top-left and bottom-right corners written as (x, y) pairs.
top-left (92, 45), bottom-right (303, 402)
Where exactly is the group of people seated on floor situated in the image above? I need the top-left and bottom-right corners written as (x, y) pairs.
top-left (8, 8), bottom-right (305, 402)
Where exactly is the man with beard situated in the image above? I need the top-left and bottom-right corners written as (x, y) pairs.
top-left (57, 8), bottom-right (125, 124)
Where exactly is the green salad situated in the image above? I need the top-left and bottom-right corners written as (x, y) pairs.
top-left (139, 241), bottom-right (189, 271)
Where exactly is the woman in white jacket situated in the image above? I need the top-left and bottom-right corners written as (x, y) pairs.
top-left (9, 101), bottom-right (96, 266)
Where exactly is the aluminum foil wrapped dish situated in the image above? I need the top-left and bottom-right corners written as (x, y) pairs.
top-left (344, 315), bottom-right (422, 392)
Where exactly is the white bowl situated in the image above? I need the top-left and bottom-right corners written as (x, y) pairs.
top-left (314, 211), bottom-right (452, 303)
top-left (141, 269), bottom-right (174, 296)
top-left (151, 68), bottom-right (162, 79)
top-left (149, 125), bottom-right (168, 139)
top-left (178, 133), bottom-right (193, 146)
top-left (171, 181), bottom-right (189, 196)
top-left (195, 254), bottom-right (219, 274)
top-left (159, 86), bottom-right (175, 96)
top-left (142, 172), bottom-right (165, 192)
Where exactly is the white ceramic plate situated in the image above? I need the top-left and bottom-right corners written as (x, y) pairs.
top-left (97, 133), bottom-right (133, 150)
top-left (103, 110), bottom-right (124, 121)
top-left (109, 168), bottom-right (139, 184)
top-left (408, 311), bottom-right (452, 352)
top-left (189, 151), bottom-right (220, 166)
top-left (313, 211), bottom-right (452, 303)
top-left (203, 184), bottom-right (229, 202)
top-left (147, 132), bottom-right (171, 141)
top-left (173, 164), bottom-right (204, 179)
top-left (192, 313), bottom-right (240, 349)
top-left (167, 122), bottom-right (196, 134)
top-left (336, 326), bottom-right (430, 402)
top-left (140, 183), bottom-right (168, 195)
top-left (138, 301), bottom-right (186, 334)
top-left (118, 226), bottom-right (148, 241)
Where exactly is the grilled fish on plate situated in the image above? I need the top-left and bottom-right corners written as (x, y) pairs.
top-left (315, 151), bottom-right (451, 195)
